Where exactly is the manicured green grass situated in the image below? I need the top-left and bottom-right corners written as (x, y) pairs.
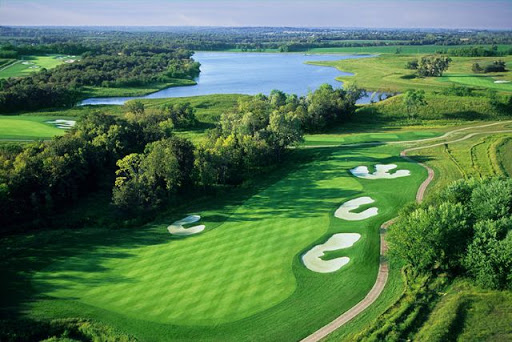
top-left (439, 74), bottom-right (512, 91)
top-left (309, 55), bottom-right (512, 93)
top-left (3, 135), bottom-right (425, 341)
top-left (0, 115), bottom-right (68, 140)
top-left (0, 55), bottom-right (75, 79)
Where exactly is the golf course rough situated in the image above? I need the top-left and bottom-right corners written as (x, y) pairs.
top-left (334, 196), bottom-right (378, 221)
top-left (167, 215), bottom-right (205, 236)
top-left (302, 234), bottom-right (361, 273)
top-left (350, 164), bottom-right (411, 179)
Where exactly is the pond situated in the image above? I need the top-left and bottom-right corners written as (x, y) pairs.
top-left (80, 52), bottom-right (389, 106)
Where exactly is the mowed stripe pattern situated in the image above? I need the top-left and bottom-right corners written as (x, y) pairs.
top-left (32, 145), bottom-right (422, 328)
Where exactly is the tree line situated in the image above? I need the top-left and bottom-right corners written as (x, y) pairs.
top-left (2, 26), bottom-right (511, 55)
top-left (0, 84), bottom-right (363, 230)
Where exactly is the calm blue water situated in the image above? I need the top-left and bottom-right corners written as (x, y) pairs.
top-left (80, 52), bottom-right (382, 106)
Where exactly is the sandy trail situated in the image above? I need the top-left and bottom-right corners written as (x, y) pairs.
top-left (300, 122), bottom-right (512, 342)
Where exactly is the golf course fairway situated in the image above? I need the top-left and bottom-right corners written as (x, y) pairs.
top-left (27, 142), bottom-right (425, 341)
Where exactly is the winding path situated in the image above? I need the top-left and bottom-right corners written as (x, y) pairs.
top-left (300, 121), bottom-right (512, 342)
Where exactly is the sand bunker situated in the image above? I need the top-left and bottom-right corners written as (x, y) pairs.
top-left (46, 119), bottom-right (76, 129)
top-left (167, 215), bottom-right (205, 236)
top-left (350, 164), bottom-right (410, 179)
top-left (494, 80), bottom-right (510, 84)
top-left (335, 196), bottom-right (378, 221)
top-left (302, 233), bottom-right (361, 273)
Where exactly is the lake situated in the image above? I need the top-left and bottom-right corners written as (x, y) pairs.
top-left (80, 52), bottom-right (386, 105)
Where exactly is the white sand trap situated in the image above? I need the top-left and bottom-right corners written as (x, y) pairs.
top-left (494, 80), bottom-right (510, 84)
top-left (335, 196), bottom-right (378, 221)
top-left (302, 233), bottom-right (361, 273)
top-left (46, 119), bottom-right (76, 129)
top-left (167, 215), bottom-right (205, 236)
top-left (21, 61), bottom-right (33, 65)
top-left (350, 164), bottom-right (410, 179)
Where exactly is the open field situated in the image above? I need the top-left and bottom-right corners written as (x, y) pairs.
top-left (0, 115), bottom-right (68, 140)
top-left (310, 55), bottom-right (512, 93)
top-left (0, 55), bottom-right (76, 79)
top-left (1, 133), bottom-right (426, 341)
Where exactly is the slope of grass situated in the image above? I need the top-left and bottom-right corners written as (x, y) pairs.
top-left (496, 136), bottom-right (512, 176)
top-left (2, 136), bottom-right (425, 341)
top-left (356, 94), bottom-right (510, 125)
top-left (0, 116), bottom-right (67, 140)
top-left (414, 280), bottom-right (512, 342)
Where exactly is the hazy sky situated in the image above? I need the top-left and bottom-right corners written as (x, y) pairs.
top-left (1, 0), bottom-right (511, 29)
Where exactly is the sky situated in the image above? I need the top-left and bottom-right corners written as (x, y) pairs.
top-left (0, 0), bottom-right (511, 29)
